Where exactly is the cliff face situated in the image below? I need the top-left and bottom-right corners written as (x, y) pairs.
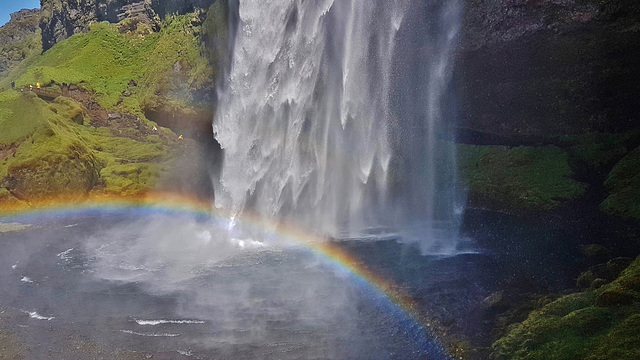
top-left (457, 0), bottom-right (640, 138)
top-left (40, 0), bottom-right (217, 50)
top-left (0, 9), bottom-right (42, 76)
top-left (40, 0), bottom-right (157, 50)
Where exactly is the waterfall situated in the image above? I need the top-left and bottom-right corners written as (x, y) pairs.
top-left (214, 0), bottom-right (462, 252)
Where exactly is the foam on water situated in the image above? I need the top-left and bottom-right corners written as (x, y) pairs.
top-left (24, 310), bottom-right (54, 321)
top-left (57, 248), bottom-right (74, 259)
top-left (135, 319), bottom-right (205, 326)
top-left (120, 330), bottom-right (180, 337)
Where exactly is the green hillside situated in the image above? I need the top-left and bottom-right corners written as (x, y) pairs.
top-left (0, 5), bottom-right (226, 206)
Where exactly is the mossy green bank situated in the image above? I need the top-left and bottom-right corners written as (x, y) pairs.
top-left (492, 256), bottom-right (640, 359)
top-left (458, 144), bottom-right (587, 212)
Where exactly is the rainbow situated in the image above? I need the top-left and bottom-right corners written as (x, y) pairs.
top-left (0, 193), bottom-right (452, 359)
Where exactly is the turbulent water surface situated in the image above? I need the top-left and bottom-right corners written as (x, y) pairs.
top-left (0, 215), bottom-right (460, 359)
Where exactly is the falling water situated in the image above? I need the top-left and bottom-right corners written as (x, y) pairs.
top-left (214, 0), bottom-right (462, 252)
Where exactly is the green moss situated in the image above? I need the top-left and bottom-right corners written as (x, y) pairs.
top-left (98, 162), bottom-right (164, 196)
top-left (601, 146), bottom-right (640, 219)
top-left (0, 89), bottom-right (174, 200)
top-left (458, 145), bottom-right (587, 211)
top-left (586, 314), bottom-right (640, 360)
top-left (51, 96), bottom-right (88, 124)
top-left (0, 91), bottom-right (47, 144)
top-left (7, 15), bottom-right (210, 114)
top-left (492, 257), bottom-right (640, 359)
top-left (0, 6), bottom-right (229, 201)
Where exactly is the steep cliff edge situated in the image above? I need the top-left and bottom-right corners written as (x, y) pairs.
top-left (0, 9), bottom-right (42, 79)
top-left (39, 0), bottom-right (218, 51)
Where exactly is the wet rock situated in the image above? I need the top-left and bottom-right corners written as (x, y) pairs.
top-left (590, 278), bottom-right (608, 290)
top-left (459, 0), bottom-right (640, 138)
top-left (577, 270), bottom-right (595, 290)
top-left (578, 257), bottom-right (633, 290)
top-left (483, 291), bottom-right (505, 309)
top-left (580, 244), bottom-right (610, 260)
top-left (607, 257), bottom-right (634, 279)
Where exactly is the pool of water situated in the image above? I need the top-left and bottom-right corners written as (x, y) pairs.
top-left (0, 207), bottom-right (611, 358)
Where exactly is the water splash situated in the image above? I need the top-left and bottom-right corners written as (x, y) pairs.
top-left (214, 0), bottom-right (462, 252)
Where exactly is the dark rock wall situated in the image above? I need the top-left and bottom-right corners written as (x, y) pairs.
top-left (151, 0), bottom-right (216, 17)
top-left (457, 0), bottom-right (640, 138)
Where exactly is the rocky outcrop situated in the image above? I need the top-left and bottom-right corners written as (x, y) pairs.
top-left (40, 0), bottom-right (219, 50)
top-left (3, 144), bottom-right (100, 201)
top-left (151, 0), bottom-right (217, 17)
top-left (40, 0), bottom-right (160, 50)
top-left (0, 9), bottom-right (41, 45)
top-left (0, 9), bottom-right (42, 75)
top-left (458, 0), bottom-right (640, 138)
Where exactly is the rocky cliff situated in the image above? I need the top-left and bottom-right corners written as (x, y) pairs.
top-left (40, 0), bottom-right (158, 50)
top-left (0, 9), bottom-right (42, 76)
top-left (40, 0), bottom-right (218, 50)
top-left (458, 0), bottom-right (640, 138)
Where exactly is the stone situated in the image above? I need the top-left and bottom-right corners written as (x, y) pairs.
top-left (581, 244), bottom-right (610, 259)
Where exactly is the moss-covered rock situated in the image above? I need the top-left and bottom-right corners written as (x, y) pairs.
top-left (0, 88), bottom-right (176, 202)
top-left (492, 256), bottom-right (640, 359)
top-left (601, 145), bottom-right (640, 219)
top-left (3, 140), bottom-right (99, 201)
top-left (52, 96), bottom-right (88, 125)
top-left (458, 144), bottom-right (587, 212)
top-left (578, 270), bottom-right (597, 290)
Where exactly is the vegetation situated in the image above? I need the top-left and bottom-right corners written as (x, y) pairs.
top-left (492, 256), bottom-right (640, 359)
top-left (0, 89), bottom-right (172, 202)
top-left (601, 146), bottom-right (640, 219)
top-left (1, 14), bottom-right (212, 116)
top-left (0, 7), bottom-right (230, 203)
top-left (458, 144), bottom-right (587, 211)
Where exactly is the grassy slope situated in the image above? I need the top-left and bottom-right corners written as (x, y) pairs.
top-left (0, 91), bottom-right (171, 200)
top-left (1, 15), bottom-right (211, 116)
top-left (493, 256), bottom-right (640, 360)
top-left (0, 12), bottom-right (220, 202)
top-left (458, 144), bottom-right (587, 211)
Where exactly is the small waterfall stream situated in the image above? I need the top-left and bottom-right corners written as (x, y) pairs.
top-left (214, 0), bottom-right (462, 252)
